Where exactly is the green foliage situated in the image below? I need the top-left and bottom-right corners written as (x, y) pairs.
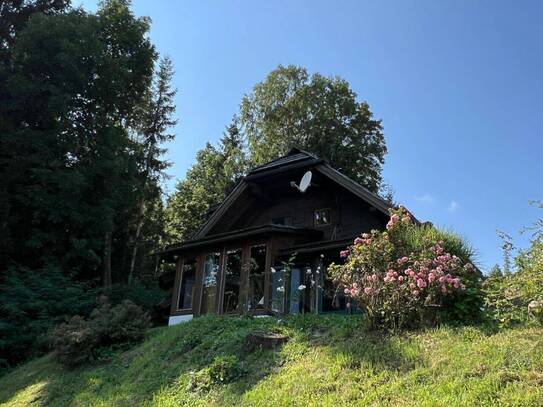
top-left (1, 316), bottom-right (543, 406)
top-left (107, 280), bottom-right (165, 314)
top-left (165, 64), bottom-right (389, 243)
top-left (0, 266), bottom-right (97, 368)
top-left (483, 216), bottom-right (543, 328)
top-left (329, 208), bottom-right (482, 330)
top-left (189, 355), bottom-right (245, 391)
top-left (0, 0), bottom-right (173, 369)
top-left (165, 119), bottom-right (247, 242)
top-left (240, 64), bottom-right (387, 193)
top-left (51, 299), bottom-right (151, 367)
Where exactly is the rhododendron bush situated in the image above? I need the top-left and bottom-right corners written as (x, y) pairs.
top-left (328, 207), bottom-right (482, 330)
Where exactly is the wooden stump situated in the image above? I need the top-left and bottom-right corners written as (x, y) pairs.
top-left (244, 331), bottom-right (289, 352)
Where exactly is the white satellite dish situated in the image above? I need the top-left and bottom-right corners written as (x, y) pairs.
top-left (290, 171), bottom-right (312, 193)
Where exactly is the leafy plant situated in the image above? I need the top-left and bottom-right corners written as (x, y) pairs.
top-left (51, 298), bottom-right (151, 367)
top-left (328, 207), bottom-right (481, 330)
top-left (483, 210), bottom-right (543, 328)
top-left (0, 266), bottom-right (97, 368)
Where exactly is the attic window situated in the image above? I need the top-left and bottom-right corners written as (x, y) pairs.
top-left (314, 208), bottom-right (331, 226)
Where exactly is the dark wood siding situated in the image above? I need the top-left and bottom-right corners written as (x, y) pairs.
top-left (208, 169), bottom-right (387, 242)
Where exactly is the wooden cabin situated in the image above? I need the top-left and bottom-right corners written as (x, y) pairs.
top-left (160, 148), bottom-right (391, 325)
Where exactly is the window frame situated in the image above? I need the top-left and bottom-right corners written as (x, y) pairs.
top-left (219, 246), bottom-right (245, 315)
top-left (175, 256), bottom-right (198, 313)
top-left (198, 250), bottom-right (223, 315)
top-left (314, 208), bottom-right (332, 227)
top-left (247, 243), bottom-right (268, 312)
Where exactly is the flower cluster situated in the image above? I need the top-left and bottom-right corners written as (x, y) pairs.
top-left (328, 207), bottom-right (477, 330)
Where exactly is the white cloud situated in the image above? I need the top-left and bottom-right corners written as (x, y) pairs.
top-left (447, 200), bottom-right (460, 212)
top-left (413, 194), bottom-right (435, 204)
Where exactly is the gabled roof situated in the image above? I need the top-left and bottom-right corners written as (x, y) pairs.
top-left (193, 148), bottom-right (395, 239)
top-left (248, 148), bottom-right (319, 175)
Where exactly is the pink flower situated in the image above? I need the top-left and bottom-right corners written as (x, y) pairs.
top-left (417, 279), bottom-right (426, 289)
top-left (398, 276), bottom-right (404, 282)
top-left (354, 237), bottom-right (363, 245)
top-left (412, 290), bottom-right (420, 296)
top-left (364, 287), bottom-right (372, 295)
top-left (371, 274), bottom-right (379, 282)
top-left (441, 286), bottom-right (448, 294)
top-left (409, 283), bottom-right (416, 289)
top-left (428, 273), bottom-right (436, 283)
top-left (439, 276), bottom-right (446, 283)
top-left (344, 288), bottom-right (350, 294)
top-left (340, 250), bottom-right (349, 258)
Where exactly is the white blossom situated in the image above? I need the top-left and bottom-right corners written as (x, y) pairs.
top-left (298, 284), bottom-right (306, 290)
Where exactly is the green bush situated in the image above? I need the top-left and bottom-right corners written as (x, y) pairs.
top-left (0, 266), bottom-right (97, 368)
top-left (107, 280), bottom-right (166, 317)
top-left (0, 264), bottom-right (167, 370)
top-left (329, 207), bottom-right (482, 330)
top-left (51, 298), bottom-right (151, 367)
top-left (188, 355), bottom-right (245, 391)
top-left (483, 236), bottom-right (543, 328)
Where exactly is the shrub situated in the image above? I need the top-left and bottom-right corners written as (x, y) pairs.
top-left (51, 298), bottom-right (151, 367)
top-left (188, 355), bottom-right (245, 391)
top-left (328, 207), bottom-right (481, 330)
top-left (107, 280), bottom-right (166, 318)
top-left (0, 266), bottom-right (97, 367)
top-left (483, 233), bottom-right (543, 328)
top-left (51, 315), bottom-right (99, 367)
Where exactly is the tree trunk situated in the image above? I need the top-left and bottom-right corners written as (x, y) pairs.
top-left (128, 201), bottom-right (145, 285)
top-left (103, 230), bottom-right (112, 290)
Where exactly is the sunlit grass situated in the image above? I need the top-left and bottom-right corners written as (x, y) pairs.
top-left (1, 315), bottom-right (542, 406)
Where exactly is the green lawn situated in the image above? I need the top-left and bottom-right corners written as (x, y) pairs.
top-left (1, 315), bottom-right (542, 406)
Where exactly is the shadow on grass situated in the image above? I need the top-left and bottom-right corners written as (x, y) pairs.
top-left (0, 315), bottom-right (286, 406)
top-left (0, 314), bottom-right (424, 406)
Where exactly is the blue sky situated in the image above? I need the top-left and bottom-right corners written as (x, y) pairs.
top-left (79, 0), bottom-right (542, 271)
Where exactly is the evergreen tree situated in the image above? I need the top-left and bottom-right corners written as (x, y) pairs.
top-left (128, 57), bottom-right (177, 284)
top-left (165, 118), bottom-right (246, 242)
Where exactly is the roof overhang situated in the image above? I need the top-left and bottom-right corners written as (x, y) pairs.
top-left (157, 224), bottom-right (323, 259)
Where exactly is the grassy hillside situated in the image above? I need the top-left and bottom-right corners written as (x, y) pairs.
top-left (1, 315), bottom-right (542, 406)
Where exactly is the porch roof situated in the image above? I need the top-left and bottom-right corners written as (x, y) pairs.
top-left (279, 238), bottom-right (353, 256)
top-left (158, 224), bottom-right (322, 258)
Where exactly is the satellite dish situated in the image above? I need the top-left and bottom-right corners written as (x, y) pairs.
top-left (290, 171), bottom-right (312, 193)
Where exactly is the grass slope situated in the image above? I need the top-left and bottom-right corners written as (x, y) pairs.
top-left (1, 315), bottom-right (542, 406)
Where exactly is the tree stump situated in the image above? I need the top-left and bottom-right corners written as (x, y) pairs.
top-left (244, 331), bottom-right (289, 352)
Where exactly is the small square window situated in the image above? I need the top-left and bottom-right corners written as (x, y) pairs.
top-left (314, 209), bottom-right (331, 226)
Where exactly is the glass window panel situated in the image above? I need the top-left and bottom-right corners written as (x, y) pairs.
top-left (271, 266), bottom-right (285, 313)
top-left (201, 252), bottom-right (220, 314)
top-left (248, 245), bottom-right (267, 310)
top-left (222, 249), bottom-right (242, 313)
top-left (314, 209), bottom-right (331, 226)
top-left (178, 258), bottom-right (196, 309)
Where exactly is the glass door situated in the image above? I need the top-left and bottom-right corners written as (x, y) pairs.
top-left (248, 245), bottom-right (267, 311)
top-left (200, 252), bottom-right (221, 314)
top-left (222, 249), bottom-right (243, 313)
